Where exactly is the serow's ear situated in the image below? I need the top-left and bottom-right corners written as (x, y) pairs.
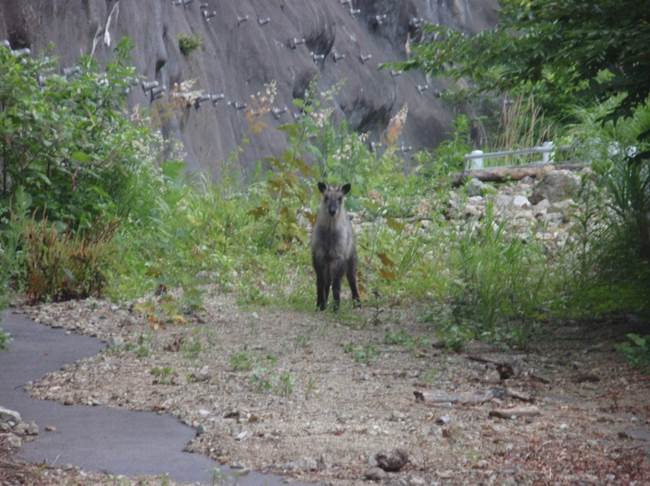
top-left (341, 183), bottom-right (351, 195)
top-left (318, 182), bottom-right (327, 194)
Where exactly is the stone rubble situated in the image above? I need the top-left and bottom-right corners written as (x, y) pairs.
top-left (0, 405), bottom-right (39, 451)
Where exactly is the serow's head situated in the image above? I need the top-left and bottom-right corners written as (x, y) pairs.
top-left (318, 182), bottom-right (351, 218)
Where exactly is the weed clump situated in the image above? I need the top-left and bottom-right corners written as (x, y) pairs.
top-left (23, 219), bottom-right (117, 302)
top-left (178, 34), bottom-right (202, 56)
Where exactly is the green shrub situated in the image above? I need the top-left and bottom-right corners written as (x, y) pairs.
top-left (562, 96), bottom-right (650, 316)
top-left (617, 334), bottom-right (650, 371)
top-left (23, 218), bottom-right (117, 302)
top-left (0, 39), bottom-right (153, 233)
top-left (449, 205), bottom-right (549, 344)
top-left (0, 329), bottom-right (10, 351)
top-left (0, 188), bottom-right (31, 308)
top-left (178, 34), bottom-right (202, 56)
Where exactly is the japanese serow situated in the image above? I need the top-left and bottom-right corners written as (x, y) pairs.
top-left (311, 182), bottom-right (360, 310)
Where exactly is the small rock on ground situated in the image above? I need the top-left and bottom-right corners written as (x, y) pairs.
top-left (376, 448), bottom-right (409, 472)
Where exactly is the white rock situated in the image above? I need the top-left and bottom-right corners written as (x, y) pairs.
top-left (495, 194), bottom-right (513, 209)
top-left (463, 205), bottom-right (482, 219)
top-left (530, 170), bottom-right (580, 204)
top-left (235, 430), bottom-right (250, 441)
top-left (513, 210), bottom-right (534, 221)
top-left (364, 466), bottom-right (387, 481)
top-left (389, 411), bottom-right (407, 422)
top-left (15, 420), bottom-right (39, 436)
top-left (466, 178), bottom-right (486, 197)
top-left (0, 406), bottom-right (22, 426)
top-left (408, 476), bottom-right (427, 486)
top-left (549, 199), bottom-right (575, 213)
top-left (512, 195), bottom-right (531, 208)
top-left (5, 433), bottom-right (22, 448)
top-left (544, 213), bottom-right (565, 225)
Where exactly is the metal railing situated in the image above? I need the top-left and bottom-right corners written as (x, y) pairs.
top-left (464, 141), bottom-right (560, 170)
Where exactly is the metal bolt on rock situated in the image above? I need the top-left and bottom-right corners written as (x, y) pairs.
top-left (290, 37), bottom-right (306, 49)
top-left (210, 93), bottom-right (225, 105)
top-left (142, 80), bottom-right (160, 92)
top-left (229, 101), bottom-right (247, 110)
top-left (272, 107), bottom-right (288, 119)
top-left (332, 50), bottom-right (346, 62)
top-left (150, 86), bottom-right (166, 101)
top-left (194, 94), bottom-right (212, 109)
top-left (202, 10), bottom-right (216, 21)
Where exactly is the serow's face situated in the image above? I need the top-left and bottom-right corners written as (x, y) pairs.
top-left (318, 182), bottom-right (351, 217)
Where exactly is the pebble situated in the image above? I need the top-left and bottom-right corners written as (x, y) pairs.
top-left (364, 466), bottom-right (388, 481)
top-left (5, 433), bottom-right (23, 448)
top-left (512, 195), bottom-right (531, 208)
top-left (407, 476), bottom-right (426, 486)
top-left (389, 411), bottom-right (407, 422)
top-left (435, 415), bottom-right (450, 426)
top-left (283, 457), bottom-right (318, 472)
top-left (235, 430), bottom-right (250, 441)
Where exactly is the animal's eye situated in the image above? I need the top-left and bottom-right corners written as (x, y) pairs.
top-left (338, 197), bottom-right (342, 203)
top-left (324, 196), bottom-right (329, 202)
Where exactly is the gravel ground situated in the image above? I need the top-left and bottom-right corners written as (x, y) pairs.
top-left (18, 290), bottom-right (650, 485)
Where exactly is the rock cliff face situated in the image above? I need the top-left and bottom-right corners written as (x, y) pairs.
top-left (0, 0), bottom-right (497, 177)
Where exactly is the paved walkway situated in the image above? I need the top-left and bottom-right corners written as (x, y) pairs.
top-left (0, 309), bottom-right (298, 485)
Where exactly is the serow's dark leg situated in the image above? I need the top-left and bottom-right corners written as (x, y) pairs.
top-left (322, 270), bottom-right (331, 311)
top-left (346, 259), bottom-right (361, 307)
top-left (316, 270), bottom-right (325, 311)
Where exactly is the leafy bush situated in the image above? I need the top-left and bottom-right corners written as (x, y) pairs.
top-left (178, 34), bottom-right (202, 56)
top-left (617, 334), bottom-right (650, 371)
top-left (562, 95), bottom-right (650, 316)
top-left (402, 1), bottom-right (650, 119)
top-left (23, 218), bottom-right (117, 302)
top-left (0, 39), bottom-right (155, 232)
top-left (0, 189), bottom-right (31, 308)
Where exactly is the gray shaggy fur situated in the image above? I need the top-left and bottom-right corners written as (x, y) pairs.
top-left (311, 182), bottom-right (360, 310)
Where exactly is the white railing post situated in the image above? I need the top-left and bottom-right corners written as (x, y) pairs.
top-left (541, 141), bottom-right (554, 163)
top-left (469, 150), bottom-right (484, 170)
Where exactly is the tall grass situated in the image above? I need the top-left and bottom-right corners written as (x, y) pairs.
top-left (447, 205), bottom-right (550, 344)
top-left (23, 218), bottom-right (117, 302)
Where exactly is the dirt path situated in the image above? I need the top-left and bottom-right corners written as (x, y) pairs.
top-left (17, 290), bottom-right (650, 484)
top-left (0, 309), bottom-right (310, 485)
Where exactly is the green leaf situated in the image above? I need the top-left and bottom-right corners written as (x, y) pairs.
top-left (161, 160), bottom-right (186, 181)
top-left (71, 150), bottom-right (91, 163)
top-left (627, 333), bottom-right (647, 347)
